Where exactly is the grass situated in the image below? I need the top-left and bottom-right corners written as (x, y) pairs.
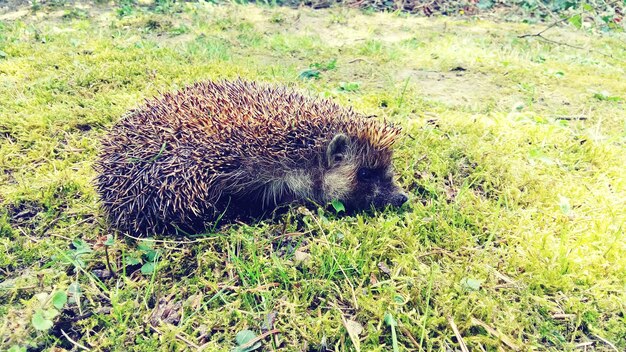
top-left (1, 2), bottom-right (625, 351)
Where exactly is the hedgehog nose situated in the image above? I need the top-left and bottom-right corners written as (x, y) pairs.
top-left (391, 193), bottom-right (408, 207)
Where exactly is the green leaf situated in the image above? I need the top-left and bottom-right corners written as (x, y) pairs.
top-left (0, 50), bottom-right (7, 58)
top-left (233, 329), bottom-right (262, 352)
top-left (124, 255), bottom-right (141, 266)
top-left (144, 249), bottom-right (159, 262)
top-left (528, 148), bottom-right (555, 165)
top-left (52, 291), bottom-right (68, 310)
top-left (8, 345), bottom-right (27, 352)
top-left (68, 282), bottom-right (81, 296)
top-left (325, 58), bottom-right (337, 70)
top-left (558, 196), bottom-right (572, 216)
top-left (568, 14), bottom-right (582, 29)
top-left (235, 329), bottom-right (256, 345)
top-left (141, 262), bottom-right (155, 275)
top-left (384, 312), bottom-right (397, 327)
top-left (298, 69), bottom-right (320, 80)
top-left (331, 199), bottom-right (346, 213)
top-left (593, 91), bottom-right (621, 102)
top-left (339, 82), bottom-right (360, 92)
top-left (104, 235), bottom-right (115, 246)
top-left (69, 239), bottom-right (92, 266)
top-left (384, 313), bottom-right (399, 352)
top-left (32, 309), bottom-right (54, 331)
top-left (68, 282), bottom-right (81, 305)
top-left (42, 308), bottom-right (59, 320)
top-left (139, 242), bottom-right (159, 262)
top-left (311, 58), bottom-right (337, 71)
top-left (138, 241), bottom-right (154, 252)
top-left (72, 239), bottom-right (92, 253)
top-left (461, 277), bottom-right (483, 291)
top-left (594, 90), bottom-right (610, 100)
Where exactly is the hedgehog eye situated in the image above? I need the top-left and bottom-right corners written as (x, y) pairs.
top-left (357, 168), bottom-right (376, 182)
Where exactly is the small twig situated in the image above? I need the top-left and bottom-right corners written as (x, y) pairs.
top-left (271, 231), bottom-right (309, 241)
top-left (399, 326), bottom-right (420, 348)
top-left (247, 282), bottom-right (280, 292)
top-left (592, 333), bottom-right (619, 352)
top-left (49, 232), bottom-right (73, 240)
top-left (60, 329), bottom-right (91, 351)
top-left (414, 154), bottom-right (428, 164)
top-left (470, 317), bottom-right (520, 351)
top-left (552, 313), bottom-right (576, 319)
top-left (104, 246), bottom-right (115, 276)
top-left (520, 32), bottom-right (588, 51)
top-left (485, 265), bottom-right (518, 286)
top-left (238, 329), bottom-right (280, 350)
top-left (575, 341), bottom-right (594, 348)
top-left (347, 57), bottom-right (372, 64)
top-left (539, 35), bottom-right (590, 51)
top-left (446, 316), bottom-right (469, 352)
top-left (518, 18), bottom-right (569, 38)
top-left (150, 325), bottom-right (200, 349)
top-left (517, 19), bottom-right (614, 58)
top-left (19, 227), bottom-right (40, 243)
top-left (55, 217), bottom-right (95, 232)
top-left (36, 216), bottom-right (61, 235)
top-left (1, 285), bottom-right (37, 290)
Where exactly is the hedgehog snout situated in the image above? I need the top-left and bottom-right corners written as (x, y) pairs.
top-left (390, 192), bottom-right (408, 207)
top-left (376, 187), bottom-right (408, 208)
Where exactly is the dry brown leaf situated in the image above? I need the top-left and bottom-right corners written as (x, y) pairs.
top-left (341, 316), bottom-right (363, 352)
top-left (150, 296), bottom-right (182, 326)
top-left (294, 250), bottom-right (311, 262)
top-left (377, 262), bottom-right (391, 276)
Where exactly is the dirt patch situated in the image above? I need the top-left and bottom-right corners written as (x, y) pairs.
top-left (397, 68), bottom-right (517, 108)
top-left (397, 68), bottom-right (579, 111)
top-left (239, 5), bottom-right (439, 47)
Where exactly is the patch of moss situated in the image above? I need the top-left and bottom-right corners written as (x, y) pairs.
top-left (0, 3), bottom-right (624, 351)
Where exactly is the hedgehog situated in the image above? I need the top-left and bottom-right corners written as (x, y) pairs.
top-left (95, 80), bottom-right (408, 236)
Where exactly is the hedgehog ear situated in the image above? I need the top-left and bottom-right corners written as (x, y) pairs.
top-left (326, 133), bottom-right (349, 168)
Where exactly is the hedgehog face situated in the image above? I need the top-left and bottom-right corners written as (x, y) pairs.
top-left (347, 166), bottom-right (408, 211)
top-left (324, 134), bottom-right (408, 212)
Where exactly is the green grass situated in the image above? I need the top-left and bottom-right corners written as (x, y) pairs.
top-left (1, 2), bottom-right (625, 351)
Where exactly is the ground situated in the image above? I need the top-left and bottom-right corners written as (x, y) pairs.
top-left (0, 2), bottom-right (625, 351)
